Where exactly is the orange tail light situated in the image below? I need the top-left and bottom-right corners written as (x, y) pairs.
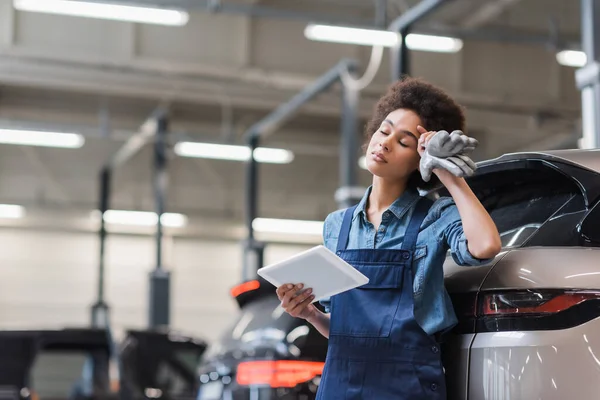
top-left (230, 280), bottom-right (260, 298)
top-left (236, 360), bottom-right (324, 388)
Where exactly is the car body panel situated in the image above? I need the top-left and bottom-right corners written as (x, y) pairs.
top-left (480, 247), bottom-right (600, 290)
top-left (480, 149), bottom-right (600, 175)
top-left (441, 333), bottom-right (475, 400)
top-left (468, 316), bottom-right (600, 400)
top-left (443, 251), bottom-right (508, 293)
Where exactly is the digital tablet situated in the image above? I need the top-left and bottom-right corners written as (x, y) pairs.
top-left (257, 245), bottom-right (369, 303)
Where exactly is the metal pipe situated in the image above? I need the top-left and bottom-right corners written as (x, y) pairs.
top-left (576, 0), bottom-right (600, 149)
top-left (107, 114), bottom-right (158, 170)
top-left (387, 0), bottom-right (447, 32)
top-left (244, 59), bottom-right (355, 141)
top-left (388, 0), bottom-right (447, 80)
top-left (241, 61), bottom-right (352, 278)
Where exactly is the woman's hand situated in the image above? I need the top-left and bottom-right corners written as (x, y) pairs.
top-left (417, 125), bottom-right (437, 157)
top-left (276, 283), bottom-right (317, 320)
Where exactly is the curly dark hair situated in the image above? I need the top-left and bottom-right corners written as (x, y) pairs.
top-left (365, 76), bottom-right (467, 190)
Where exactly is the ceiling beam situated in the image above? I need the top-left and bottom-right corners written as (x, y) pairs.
top-left (460, 0), bottom-right (523, 29)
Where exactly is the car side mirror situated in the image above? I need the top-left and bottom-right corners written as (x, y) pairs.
top-left (580, 200), bottom-right (600, 244)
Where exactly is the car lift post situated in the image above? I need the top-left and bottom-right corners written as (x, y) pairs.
top-left (92, 109), bottom-right (171, 329)
top-left (241, 60), bottom-right (358, 280)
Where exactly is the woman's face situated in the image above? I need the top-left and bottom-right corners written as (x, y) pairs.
top-left (365, 108), bottom-right (423, 181)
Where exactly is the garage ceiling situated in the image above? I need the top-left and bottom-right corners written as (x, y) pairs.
top-left (0, 0), bottom-right (586, 238)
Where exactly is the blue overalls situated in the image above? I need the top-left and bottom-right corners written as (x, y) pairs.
top-left (316, 197), bottom-right (446, 399)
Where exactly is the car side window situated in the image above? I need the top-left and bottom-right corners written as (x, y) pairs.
top-left (439, 165), bottom-right (585, 249)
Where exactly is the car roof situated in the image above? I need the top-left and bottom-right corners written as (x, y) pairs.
top-left (478, 148), bottom-right (600, 174)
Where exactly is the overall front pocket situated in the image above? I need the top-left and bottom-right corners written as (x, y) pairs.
top-left (329, 263), bottom-right (406, 338)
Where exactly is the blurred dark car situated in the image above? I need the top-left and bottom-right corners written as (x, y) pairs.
top-left (0, 328), bottom-right (207, 400)
top-left (119, 329), bottom-right (207, 400)
top-left (0, 328), bottom-right (115, 400)
top-left (196, 149), bottom-right (600, 400)
top-left (196, 280), bottom-right (328, 400)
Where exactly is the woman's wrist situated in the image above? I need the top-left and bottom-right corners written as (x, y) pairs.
top-left (433, 168), bottom-right (465, 189)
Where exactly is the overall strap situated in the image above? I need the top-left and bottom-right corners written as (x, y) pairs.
top-left (400, 197), bottom-right (434, 253)
top-left (336, 205), bottom-right (358, 253)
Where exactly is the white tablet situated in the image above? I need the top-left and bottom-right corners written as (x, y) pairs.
top-left (257, 245), bottom-right (369, 303)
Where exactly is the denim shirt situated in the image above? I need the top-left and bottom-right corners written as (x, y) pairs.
top-left (321, 186), bottom-right (492, 335)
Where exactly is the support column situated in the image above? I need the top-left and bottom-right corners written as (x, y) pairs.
top-left (576, 0), bottom-right (600, 149)
top-left (391, 28), bottom-right (411, 81)
top-left (335, 74), bottom-right (364, 209)
top-left (91, 168), bottom-right (111, 328)
top-left (242, 135), bottom-right (264, 281)
top-left (149, 112), bottom-right (171, 328)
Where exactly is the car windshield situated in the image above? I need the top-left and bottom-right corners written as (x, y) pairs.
top-left (438, 162), bottom-right (585, 249)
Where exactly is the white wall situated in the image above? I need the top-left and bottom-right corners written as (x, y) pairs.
top-left (0, 227), bottom-right (312, 343)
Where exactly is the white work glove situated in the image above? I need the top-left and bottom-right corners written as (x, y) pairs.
top-left (419, 130), bottom-right (479, 182)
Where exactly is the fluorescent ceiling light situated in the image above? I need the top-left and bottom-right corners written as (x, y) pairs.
top-left (174, 142), bottom-right (294, 164)
top-left (100, 210), bottom-right (187, 228)
top-left (252, 218), bottom-right (323, 236)
top-left (0, 129), bottom-right (84, 148)
top-left (0, 204), bottom-right (25, 219)
top-left (304, 24), bottom-right (463, 53)
top-left (405, 33), bottom-right (463, 53)
top-left (13, 0), bottom-right (189, 26)
top-left (304, 24), bottom-right (400, 47)
top-left (556, 50), bottom-right (586, 68)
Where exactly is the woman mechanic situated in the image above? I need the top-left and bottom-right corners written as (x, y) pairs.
top-left (276, 77), bottom-right (501, 399)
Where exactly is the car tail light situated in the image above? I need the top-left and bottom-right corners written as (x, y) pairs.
top-left (230, 280), bottom-right (260, 298)
top-left (479, 290), bottom-right (600, 316)
top-left (236, 360), bottom-right (324, 388)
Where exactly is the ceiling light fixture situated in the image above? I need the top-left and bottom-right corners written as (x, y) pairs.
top-left (304, 24), bottom-right (463, 53)
top-left (0, 204), bottom-right (25, 219)
top-left (304, 24), bottom-right (400, 47)
top-left (13, 0), bottom-right (189, 26)
top-left (252, 218), bottom-right (323, 236)
top-left (0, 129), bottom-right (84, 148)
top-left (174, 142), bottom-right (294, 164)
top-left (99, 210), bottom-right (188, 228)
top-left (556, 50), bottom-right (587, 68)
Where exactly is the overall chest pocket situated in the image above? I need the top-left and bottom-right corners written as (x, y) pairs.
top-left (330, 261), bottom-right (407, 338)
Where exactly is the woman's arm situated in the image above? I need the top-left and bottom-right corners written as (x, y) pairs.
top-left (434, 168), bottom-right (502, 259)
top-left (306, 311), bottom-right (331, 339)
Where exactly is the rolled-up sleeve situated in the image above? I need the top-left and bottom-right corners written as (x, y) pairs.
top-left (436, 198), bottom-right (494, 267)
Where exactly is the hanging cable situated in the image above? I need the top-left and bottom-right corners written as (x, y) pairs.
top-left (340, 44), bottom-right (385, 91)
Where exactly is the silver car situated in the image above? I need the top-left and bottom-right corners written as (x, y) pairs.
top-left (442, 149), bottom-right (600, 400)
top-left (197, 149), bottom-right (600, 400)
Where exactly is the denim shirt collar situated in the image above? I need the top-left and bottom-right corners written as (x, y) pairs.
top-left (353, 186), bottom-right (421, 222)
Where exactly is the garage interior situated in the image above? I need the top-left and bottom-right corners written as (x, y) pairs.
top-left (0, 0), bottom-right (598, 399)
